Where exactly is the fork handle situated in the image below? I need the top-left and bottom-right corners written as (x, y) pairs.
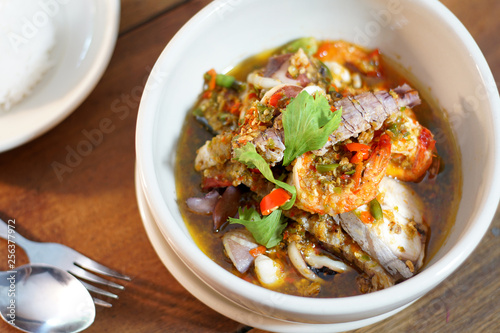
top-left (0, 217), bottom-right (32, 249)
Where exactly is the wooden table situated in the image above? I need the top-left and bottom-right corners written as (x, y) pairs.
top-left (1, 0), bottom-right (499, 332)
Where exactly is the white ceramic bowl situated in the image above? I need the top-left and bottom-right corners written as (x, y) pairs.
top-left (136, 0), bottom-right (500, 328)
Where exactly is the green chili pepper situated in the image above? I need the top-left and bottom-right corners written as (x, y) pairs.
top-left (388, 123), bottom-right (399, 135)
top-left (218, 112), bottom-right (231, 121)
top-left (215, 74), bottom-right (236, 88)
top-left (369, 198), bottom-right (383, 221)
top-left (192, 108), bottom-right (203, 117)
top-left (316, 163), bottom-right (339, 172)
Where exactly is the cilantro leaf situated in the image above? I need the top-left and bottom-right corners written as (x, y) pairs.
top-left (282, 91), bottom-right (342, 166)
top-left (234, 142), bottom-right (296, 209)
top-left (228, 207), bottom-right (286, 248)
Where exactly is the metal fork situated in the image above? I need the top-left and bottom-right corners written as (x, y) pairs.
top-left (0, 218), bottom-right (131, 307)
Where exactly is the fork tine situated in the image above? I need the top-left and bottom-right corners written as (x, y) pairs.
top-left (69, 266), bottom-right (125, 289)
top-left (93, 297), bottom-right (112, 308)
top-left (74, 257), bottom-right (131, 281)
top-left (79, 280), bottom-right (119, 299)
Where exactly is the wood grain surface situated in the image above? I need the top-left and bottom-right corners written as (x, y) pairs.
top-left (0, 0), bottom-right (498, 332)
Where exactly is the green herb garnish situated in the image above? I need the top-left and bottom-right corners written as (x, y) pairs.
top-left (229, 207), bottom-right (286, 248)
top-left (234, 142), bottom-right (296, 209)
top-left (282, 91), bottom-right (342, 166)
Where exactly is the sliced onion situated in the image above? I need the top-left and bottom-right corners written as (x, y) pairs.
top-left (222, 230), bottom-right (258, 273)
top-left (186, 190), bottom-right (220, 214)
top-left (247, 72), bottom-right (282, 89)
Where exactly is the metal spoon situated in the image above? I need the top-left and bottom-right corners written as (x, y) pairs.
top-left (0, 264), bottom-right (95, 333)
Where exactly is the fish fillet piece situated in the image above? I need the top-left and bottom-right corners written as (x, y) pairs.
top-left (284, 208), bottom-right (395, 292)
top-left (335, 177), bottom-right (428, 280)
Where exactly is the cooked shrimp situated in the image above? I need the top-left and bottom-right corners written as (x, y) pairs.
top-left (315, 40), bottom-right (381, 76)
top-left (292, 134), bottom-right (392, 215)
top-left (386, 108), bottom-right (436, 182)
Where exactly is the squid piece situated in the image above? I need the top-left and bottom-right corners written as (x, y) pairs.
top-left (254, 254), bottom-right (284, 287)
top-left (287, 241), bottom-right (322, 282)
top-left (335, 177), bottom-right (428, 280)
top-left (303, 248), bottom-right (352, 273)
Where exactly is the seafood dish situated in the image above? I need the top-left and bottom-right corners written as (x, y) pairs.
top-left (176, 38), bottom-right (461, 297)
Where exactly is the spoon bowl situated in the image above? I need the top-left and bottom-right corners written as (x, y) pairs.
top-left (0, 264), bottom-right (95, 333)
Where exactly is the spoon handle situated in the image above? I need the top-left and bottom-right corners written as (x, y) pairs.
top-left (0, 217), bottom-right (31, 249)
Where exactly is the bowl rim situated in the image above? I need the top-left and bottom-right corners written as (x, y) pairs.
top-left (136, 0), bottom-right (500, 320)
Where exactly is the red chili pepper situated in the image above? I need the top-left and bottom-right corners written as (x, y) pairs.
top-left (345, 142), bottom-right (371, 152)
top-left (207, 69), bottom-right (217, 90)
top-left (249, 245), bottom-right (267, 258)
top-left (229, 100), bottom-right (241, 115)
top-left (346, 142), bottom-right (371, 164)
top-left (268, 92), bottom-right (282, 108)
top-left (350, 150), bottom-right (370, 164)
top-left (368, 49), bottom-right (380, 60)
top-left (247, 92), bottom-right (258, 100)
top-left (202, 91), bottom-right (212, 99)
top-left (359, 211), bottom-right (374, 224)
top-left (260, 188), bottom-right (291, 216)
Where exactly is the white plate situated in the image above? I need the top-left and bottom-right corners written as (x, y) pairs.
top-left (0, 0), bottom-right (120, 153)
top-left (134, 165), bottom-right (412, 332)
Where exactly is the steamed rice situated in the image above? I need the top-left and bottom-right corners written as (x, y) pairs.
top-left (0, 0), bottom-right (56, 112)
